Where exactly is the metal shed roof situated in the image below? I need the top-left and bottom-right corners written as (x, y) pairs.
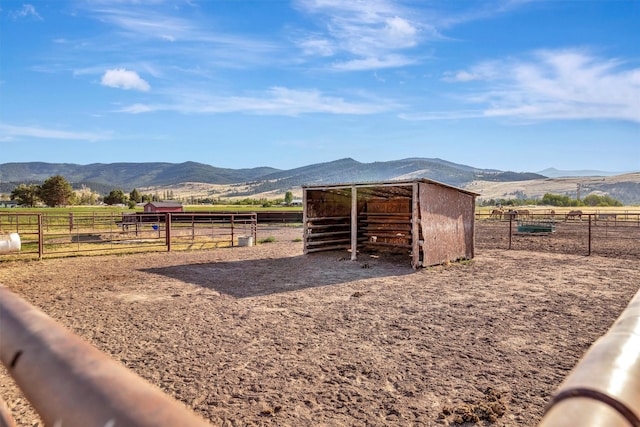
top-left (144, 201), bottom-right (184, 207)
top-left (302, 178), bottom-right (480, 198)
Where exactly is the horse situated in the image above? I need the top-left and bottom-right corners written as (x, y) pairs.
top-left (505, 209), bottom-right (519, 219)
top-left (490, 209), bottom-right (503, 219)
top-left (566, 210), bottom-right (583, 220)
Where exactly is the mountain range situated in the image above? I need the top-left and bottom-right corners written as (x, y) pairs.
top-left (1, 158), bottom-right (638, 204)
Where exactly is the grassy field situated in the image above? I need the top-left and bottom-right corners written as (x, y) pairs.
top-left (476, 205), bottom-right (640, 216)
top-left (1, 204), bottom-right (303, 215)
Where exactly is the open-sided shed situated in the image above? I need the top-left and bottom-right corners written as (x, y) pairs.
top-left (302, 179), bottom-right (479, 268)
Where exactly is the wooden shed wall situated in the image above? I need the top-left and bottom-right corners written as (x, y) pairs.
top-left (419, 182), bottom-right (475, 266)
top-left (303, 181), bottom-right (476, 267)
top-left (305, 189), bottom-right (353, 218)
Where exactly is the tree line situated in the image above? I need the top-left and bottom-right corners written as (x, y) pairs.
top-left (480, 193), bottom-right (623, 207)
top-left (8, 175), bottom-right (297, 208)
top-left (9, 175), bottom-right (160, 208)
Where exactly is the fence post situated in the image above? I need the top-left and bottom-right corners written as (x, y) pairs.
top-left (38, 214), bottom-right (44, 260)
top-left (508, 214), bottom-right (513, 250)
top-left (588, 214), bottom-right (592, 256)
top-left (231, 215), bottom-right (235, 247)
top-left (166, 213), bottom-right (172, 252)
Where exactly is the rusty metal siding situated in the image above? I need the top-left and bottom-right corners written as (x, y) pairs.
top-left (302, 180), bottom-right (477, 266)
top-left (419, 182), bottom-right (475, 266)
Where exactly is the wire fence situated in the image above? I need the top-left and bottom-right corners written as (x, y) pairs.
top-left (475, 212), bottom-right (640, 259)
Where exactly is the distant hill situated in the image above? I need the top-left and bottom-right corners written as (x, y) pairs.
top-left (0, 158), bottom-right (543, 197)
top-left (469, 173), bottom-right (640, 205)
top-left (224, 157), bottom-right (544, 197)
top-left (0, 161), bottom-right (279, 194)
top-left (2, 159), bottom-right (638, 204)
top-left (537, 167), bottom-right (628, 178)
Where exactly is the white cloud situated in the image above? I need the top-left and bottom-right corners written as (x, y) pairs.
top-left (101, 68), bottom-right (150, 91)
top-left (299, 38), bottom-right (335, 57)
top-left (384, 16), bottom-right (417, 48)
top-left (332, 55), bottom-right (415, 71)
top-left (425, 50), bottom-right (640, 123)
top-left (0, 123), bottom-right (109, 142)
top-left (294, 0), bottom-right (423, 70)
top-left (115, 86), bottom-right (395, 116)
top-left (11, 4), bottom-right (42, 20)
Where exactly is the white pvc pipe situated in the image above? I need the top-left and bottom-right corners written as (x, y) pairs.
top-left (0, 233), bottom-right (20, 253)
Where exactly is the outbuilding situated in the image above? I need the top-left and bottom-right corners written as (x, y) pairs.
top-left (143, 201), bottom-right (184, 213)
top-left (302, 179), bottom-right (478, 268)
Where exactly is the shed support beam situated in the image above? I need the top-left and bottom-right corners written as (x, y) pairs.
top-left (411, 182), bottom-right (420, 269)
top-left (351, 185), bottom-right (358, 261)
top-left (302, 188), bottom-right (308, 254)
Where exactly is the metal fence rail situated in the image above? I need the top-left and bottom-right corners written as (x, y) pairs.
top-left (0, 285), bottom-right (212, 427)
top-left (0, 212), bottom-right (258, 260)
top-left (538, 287), bottom-right (640, 426)
top-left (475, 213), bottom-right (640, 259)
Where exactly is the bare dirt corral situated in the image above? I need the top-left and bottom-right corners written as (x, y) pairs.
top-left (1, 225), bottom-right (639, 426)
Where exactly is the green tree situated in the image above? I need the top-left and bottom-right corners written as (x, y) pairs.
top-left (103, 189), bottom-right (128, 205)
top-left (583, 194), bottom-right (623, 207)
top-left (39, 175), bottom-right (75, 207)
top-left (541, 193), bottom-right (572, 207)
top-left (284, 191), bottom-right (293, 205)
top-left (129, 188), bottom-right (142, 203)
top-left (10, 184), bottom-right (41, 207)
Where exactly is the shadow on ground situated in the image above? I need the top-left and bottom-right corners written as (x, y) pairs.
top-left (140, 251), bottom-right (415, 298)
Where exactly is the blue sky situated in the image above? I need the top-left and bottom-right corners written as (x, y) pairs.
top-left (1, 0), bottom-right (639, 173)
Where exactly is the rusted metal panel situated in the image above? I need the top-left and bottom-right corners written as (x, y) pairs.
top-left (539, 288), bottom-right (640, 427)
top-left (419, 182), bottom-right (475, 266)
top-left (0, 285), bottom-right (212, 427)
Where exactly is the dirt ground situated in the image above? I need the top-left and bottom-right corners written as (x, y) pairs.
top-left (1, 224), bottom-right (639, 426)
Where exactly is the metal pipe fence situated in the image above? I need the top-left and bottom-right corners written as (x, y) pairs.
top-left (475, 212), bottom-right (640, 259)
top-left (0, 212), bottom-right (258, 260)
top-left (538, 287), bottom-right (640, 427)
top-left (0, 285), bottom-right (212, 427)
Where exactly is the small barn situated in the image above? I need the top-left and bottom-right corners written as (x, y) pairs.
top-left (143, 201), bottom-right (184, 213)
top-left (302, 179), bottom-right (478, 268)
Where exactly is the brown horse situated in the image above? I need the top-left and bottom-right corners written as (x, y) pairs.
top-left (567, 210), bottom-right (583, 220)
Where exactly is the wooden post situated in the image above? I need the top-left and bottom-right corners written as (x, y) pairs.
top-left (588, 214), bottom-right (592, 256)
top-left (302, 188), bottom-right (308, 254)
top-left (411, 182), bottom-right (420, 269)
top-left (351, 186), bottom-right (358, 261)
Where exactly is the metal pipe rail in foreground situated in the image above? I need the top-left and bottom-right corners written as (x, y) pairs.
top-left (539, 288), bottom-right (640, 427)
top-left (0, 285), bottom-right (212, 427)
